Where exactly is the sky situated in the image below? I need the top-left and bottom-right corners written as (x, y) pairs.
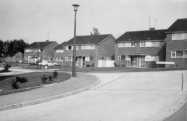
top-left (0, 0), bottom-right (187, 43)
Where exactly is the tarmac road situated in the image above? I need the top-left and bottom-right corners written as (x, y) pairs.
top-left (0, 70), bottom-right (187, 121)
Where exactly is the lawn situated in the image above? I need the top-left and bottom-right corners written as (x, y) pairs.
top-left (0, 71), bottom-right (71, 95)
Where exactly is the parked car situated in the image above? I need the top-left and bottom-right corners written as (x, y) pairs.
top-left (38, 60), bottom-right (58, 66)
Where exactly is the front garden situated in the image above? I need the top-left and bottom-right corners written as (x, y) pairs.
top-left (0, 71), bottom-right (71, 95)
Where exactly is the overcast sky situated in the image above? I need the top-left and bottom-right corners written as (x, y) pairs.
top-left (0, 0), bottom-right (187, 43)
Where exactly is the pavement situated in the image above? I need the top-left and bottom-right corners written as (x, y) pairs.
top-left (0, 70), bottom-right (187, 121)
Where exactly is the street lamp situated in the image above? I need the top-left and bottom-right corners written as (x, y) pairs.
top-left (72, 4), bottom-right (80, 77)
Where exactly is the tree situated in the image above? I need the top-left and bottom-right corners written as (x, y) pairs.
top-left (92, 27), bottom-right (100, 35)
top-left (0, 40), bottom-right (3, 57)
top-left (0, 39), bottom-right (28, 57)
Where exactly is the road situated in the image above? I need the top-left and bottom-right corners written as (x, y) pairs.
top-left (0, 70), bottom-right (186, 121)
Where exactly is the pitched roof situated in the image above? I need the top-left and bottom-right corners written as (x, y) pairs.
top-left (168, 18), bottom-right (187, 32)
top-left (55, 34), bottom-right (111, 49)
top-left (116, 29), bottom-right (166, 42)
top-left (55, 41), bottom-right (68, 50)
top-left (27, 41), bottom-right (56, 49)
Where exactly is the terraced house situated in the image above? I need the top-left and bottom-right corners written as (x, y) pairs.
top-left (115, 29), bottom-right (166, 68)
top-left (54, 34), bottom-right (115, 68)
top-left (166, 18), bottom-right (187, 68)
top-left (24, 40), bottom-right (58, 64)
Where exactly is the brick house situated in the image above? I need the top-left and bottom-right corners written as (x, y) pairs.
top-left (54, 34), bottom-right (115, 67)
top-left (166, 18), bottom-right (187, 68)
top-left (115, 29), bottom-right (166, 68)
top-left (24, 40), bottom-right (58, 64)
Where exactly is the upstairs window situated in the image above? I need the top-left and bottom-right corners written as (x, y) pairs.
top-left (65, 46), bottom-right (72, 50)
top-left (172, 33), bottom-right (187, 40)
top-left (145, 41), bottom-right (160, 47)
top-left (56, 49), bottom-right (64, 53)
top-left (25, 49), bottom-right (33, 52)
top-left (117, 42), bottom-right (136, 48)
top-left (131, 42), bottom-right (137, 47)
top-left (81, 45), bottom-right (95, 50)
top-left (117, 43), bottom-right (131, 47)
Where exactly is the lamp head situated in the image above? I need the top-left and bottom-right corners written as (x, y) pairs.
top-left (72, 4), bottom-right (80, 12)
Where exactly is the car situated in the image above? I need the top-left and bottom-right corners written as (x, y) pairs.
top-left (38, 60), bottom-right (58, 66)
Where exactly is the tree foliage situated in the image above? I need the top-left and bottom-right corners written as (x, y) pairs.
top-left (0, 39), bottom-right (28, 57)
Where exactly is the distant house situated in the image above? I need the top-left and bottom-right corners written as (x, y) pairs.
top-left (166, 18), bottom-right (187, 68)
top-left (115, 29), bottom-right (166, 68)
top-left (54, 34), bottom-right (115, 68)
top-left (24, 40), bottom-right (58, 64)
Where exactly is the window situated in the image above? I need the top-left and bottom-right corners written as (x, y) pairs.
top-left (56, 49), bottom-right (64, 53)
top-left (184, 50), bottom-right (187, 58)
top-left (172, 33), bottom-right (187, 40)
top-left (118, 43), bottom-right (131, 47)
top-left (145, 55), bottom-right (159, 61)
top-left (25, 49), bottom-right (41, 52)
top-left (176, 50), bottom-right (183, 57)
top-left (145, 41), bottom-right (160, 47)
top-left (65, 56), bottom-right (72, 61)
top-left (81, 45), bottom-right (95, 50)
top-left (85, 56), bottom-right (90, 62)
top-left (76, 46), bottom-right (80, 50)
top-left (68, 46), bottom-right (72, 50)
top-left (66, 46), bottom-right (72, 50)
top-left (140, 41), bottom-right (145, 47)
top-left (171, 51), bottom-right (176, 58)
top-left (118, 56), bottom-right (121, 61)
top-left (117, 42), bottom-right (136, 48)
top-left (25, 49), bottom-right (33, 52)
top-left (121, 55), bottom-right (126, 60)
top-left (131, 42), bottom-right (136, 47)
top-left (171, 50), bottom-right (187, 58)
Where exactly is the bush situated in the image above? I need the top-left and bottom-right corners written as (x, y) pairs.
top-left (3, 64), bottom-right (11, 72)
top-left (12, 80), bottom-right (20, 89)
top-left (53, 71), bottom-right (58, 79)
top-left (16, 77), bottom-right (28, 83)
top-left (48, 75), bottom-right (53, 81)
top-left (41, 74), bottom-right (48, 83)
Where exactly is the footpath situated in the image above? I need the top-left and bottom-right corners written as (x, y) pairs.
top-left (0, 73), bottom-right (99, 111)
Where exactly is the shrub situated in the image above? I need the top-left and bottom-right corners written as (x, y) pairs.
top-left (12, 80), bottom-right (20, 89)
top-left (53, 71), bottom-right (58, 79)
top-left (48, 75), bottom-right (53, 81)
top-left (3, 64), bottom-right (11, 72)
top-left (41, 74), bottom-right (48, 83)
top-left (16, 77), bottom-right (28, 83)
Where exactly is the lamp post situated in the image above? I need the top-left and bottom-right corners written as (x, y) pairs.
top-left (72, 4), bottom-right (80, 77)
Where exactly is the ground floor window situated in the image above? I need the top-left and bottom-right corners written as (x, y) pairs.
top-left (171, 50), bottom-right (187, 58)
top-left (65, 56), bottom-right (72, 62)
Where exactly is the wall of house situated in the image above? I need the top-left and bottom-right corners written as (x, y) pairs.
top-left (166, 34), bottom-right (187, 68)
top-left (115, 41), bottom-right (165, 68)
top-left (97, 35), bottom-right (115, 58)
top-left (55, 49), bottom-right (97, 67)
top-left (24, 42), bottom-right (58, 63)
top-left (96, 35), bottom-right (115, 67)
top-left (42, 42), bottom-right (58, 61)
top-left (24, 50), bottom-right (41, 63)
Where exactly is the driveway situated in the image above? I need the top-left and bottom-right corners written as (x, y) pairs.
top-left (0, 70), bottom-right (186, 121)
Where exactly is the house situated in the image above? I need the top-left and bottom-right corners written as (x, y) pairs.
top-left (54, 34), bottom-right (115, 68)
top-left (115, 29), bottom-right (166, 68)
top-left (166, 18), bottom-right (187, 68)
top-left (24, 40), bottom-right (58, 64)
